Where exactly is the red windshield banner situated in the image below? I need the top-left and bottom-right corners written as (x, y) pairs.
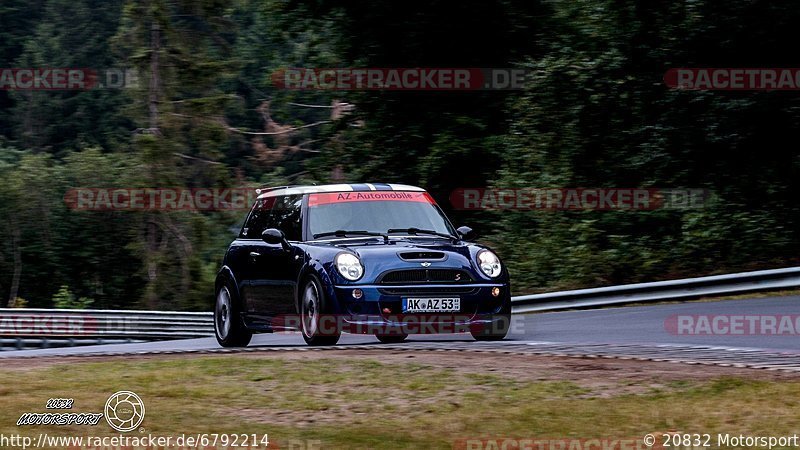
top-left (308, 191), bottom-right (434, 207)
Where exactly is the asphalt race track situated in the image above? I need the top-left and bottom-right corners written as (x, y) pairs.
top-left (525, 295), bottom-right (798, 352)
top-left (1, 296), bottom-right (798, 370)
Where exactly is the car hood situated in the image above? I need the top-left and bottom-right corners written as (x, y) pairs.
top-left (328, 238), bottom-right (486, 283)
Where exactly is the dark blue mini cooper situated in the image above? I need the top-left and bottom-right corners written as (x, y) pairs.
top-left (214, 183), bottom-right (511, 347)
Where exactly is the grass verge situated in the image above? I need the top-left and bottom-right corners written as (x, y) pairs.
top-left (0, 352), bottom-right (798, 449)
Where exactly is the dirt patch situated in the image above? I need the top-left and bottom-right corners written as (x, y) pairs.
top-left (242, 349), bottom-right (800, 380)
top-left (3, 348), bottom-right (797, 380)
top-left (240, 349), bottom-right (800, 397)
top-left (0, 348), bottom-right (800, 386)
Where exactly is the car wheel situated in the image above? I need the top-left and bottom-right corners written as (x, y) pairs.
top-left (300, 276), bottom-right (341, 346)
top-left (215, 283), bottom-right (252, 347)
top-left (375, 333), bottom-right (408, 344)
top-left (470, 313), bottom-right (511, 341)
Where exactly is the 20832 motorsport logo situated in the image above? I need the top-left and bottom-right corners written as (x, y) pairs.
top-left (16, 391), bottom-right (145, 432)
top-left (104, 391), bottom-right (145, 432)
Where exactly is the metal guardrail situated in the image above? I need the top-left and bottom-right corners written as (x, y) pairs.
top-left (511, 266), bottom-right (800, 313)
top-left (0, 309), bottom-right (213, 350)
top-left (1, 266), bottom-right (798, 349)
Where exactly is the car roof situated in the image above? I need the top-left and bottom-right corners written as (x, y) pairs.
top-left (256, 183), bottom-right (425, 199)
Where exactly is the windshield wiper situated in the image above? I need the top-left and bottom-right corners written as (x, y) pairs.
top-left (313, 230), bottom-right (389, 243)
top-left (387, 228), bottom-right (457, 242)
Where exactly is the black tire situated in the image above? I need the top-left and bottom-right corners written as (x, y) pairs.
top-left (299, 276), bottom-right (341, 346)
top-left (214, 282), bottom-right (252, 347)
top-left (375, 333), bottom-right (408, 344)
top-left (470, 313), bottom-right (511, 341)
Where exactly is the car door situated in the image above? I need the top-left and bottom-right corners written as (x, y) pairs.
top-left (236, 196), bottom-right (277, 318)
top-left (248, 194), bottom-right (304, 320)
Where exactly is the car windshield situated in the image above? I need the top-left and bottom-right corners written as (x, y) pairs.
top-left (307, 191), bottom-right (455, 239)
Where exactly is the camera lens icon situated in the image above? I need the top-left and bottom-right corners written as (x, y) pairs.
top-left (104, 391), bottom-right (145, 432)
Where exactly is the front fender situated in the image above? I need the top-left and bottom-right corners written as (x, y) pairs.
top-left (215, 265), bottom-right (242, 306)
top-left (296, 259), bottom-right (341, 314)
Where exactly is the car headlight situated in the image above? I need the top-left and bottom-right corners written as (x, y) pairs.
top-left (477, 249), bottom-right (502, 278)
top-left (335, 252), bottom-right (364, 281)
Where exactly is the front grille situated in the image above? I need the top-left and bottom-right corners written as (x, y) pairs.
top-left (379, 269), bottom-right (472, 284)
top-left (378, 287), bottom-right (479, 295)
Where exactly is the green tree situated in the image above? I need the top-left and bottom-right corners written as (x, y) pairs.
top-left (495, 0), bottom-right (800, 292)
top-left (52, 285), bottom-right (94, 309)
top-left (8, 0), bottom-right (130, 154)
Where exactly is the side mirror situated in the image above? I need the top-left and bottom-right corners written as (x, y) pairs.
top-left (262, 228), bottom-right (292, 251)
top-left (456, 226), bottom-right (477, 241)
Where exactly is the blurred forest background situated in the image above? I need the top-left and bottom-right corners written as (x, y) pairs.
top-left (1, 0), bottom-right (799, 310)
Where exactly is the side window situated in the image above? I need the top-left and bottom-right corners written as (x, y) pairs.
top-left (240, 197), bottom-right (277, 238)
top-left (272, 195), bottom-right (303, 241)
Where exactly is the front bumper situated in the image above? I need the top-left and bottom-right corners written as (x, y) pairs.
top-left (329, 283), bottom-right (510, 334)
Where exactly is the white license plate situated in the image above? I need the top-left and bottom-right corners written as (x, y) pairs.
top-left (402, 297), bottom-right (460, 313)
